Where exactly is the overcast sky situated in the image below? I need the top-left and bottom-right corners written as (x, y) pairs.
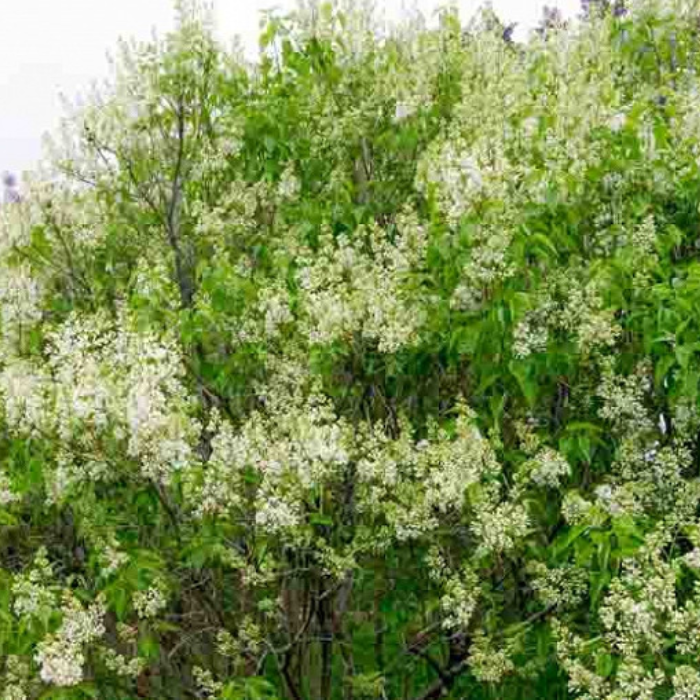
top-left (0, 0), bottom-right (580, 178)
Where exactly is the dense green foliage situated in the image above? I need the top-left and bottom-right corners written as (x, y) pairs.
top-left (6, 0), bottom-right (700, 697)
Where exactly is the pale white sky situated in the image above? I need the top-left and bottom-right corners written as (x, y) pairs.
top-left (0, 0), bottom-right (580, 178)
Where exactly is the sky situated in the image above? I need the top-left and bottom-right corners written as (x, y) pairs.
top-left (0, 0), bottom-right (580, 178)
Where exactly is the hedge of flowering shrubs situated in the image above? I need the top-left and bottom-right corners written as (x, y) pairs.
top-left (4, 0), bottom-right (700, 697)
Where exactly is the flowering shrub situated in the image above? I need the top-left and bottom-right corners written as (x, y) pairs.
top-left (4, 0), bottom-right (700, 697)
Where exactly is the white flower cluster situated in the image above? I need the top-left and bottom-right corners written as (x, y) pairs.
top-left (357, 405), bottom-right (501, 541)
top-left (12, 548), bottom-right (56, 620)
top-left (101, 648), bottom-right (145, 678)
top-left (0, 262), bottom-right (43, 350)
top-left (559, 282), bottom-right (621, 357)
top-left (191, 389), bottom-right (508, 548)
top-left (0, 191), bottom-right (40, 356)
top-left (555, 527), bottom-right (700, 697)
top-left (120, 329), bottom-right (199, 480)
top-left (131, 255), bottom-right (181, 312)
top-left (672, 667), bottom-right (700, 700)
top-left (277, 163), bottom-right (301, 202)
top-left (99, 543), bottom-right (130, 577)
top-left (593, 482), bottom-right (642, 519)
top-left (597, 359), bottom-right (655, 436)
top-left (415, 22), bottom-right (533, 226)
top-left (35, 595), bottom-right (105, 687)
top-left (255, 494), bottom-right (302, 532)
top-left (440, 566), bottom-right (479, 630)
top-left (561, 491), bottom-right (595, 525)
top-left (449, 218), bottom-right (517, 314)
top-left (259, 286), bottom-right (294, 339)
top-left (612, 438), bottom-right (693, 514)
top-left (0, 197), bottom-right (31, 255)
top-left (553, 621), bottom-right (611, 700)
top-left (193, 179), bottom-right (266, 241)
top-left (192, 393), bottom-right (351, 531)
top-left (525, 448), bottom-right (571, 489)
top-left (298, 210), bottom-right (428, 353)
top-left (467, 632), bottom-right (515, 684)
top-left (669, 586), bottom-right (700, 657)
top-left (0, 311), bottom-right (200, 492)
top-left (419, 138), bottom-right (486, 226)
top-left (1, 688), bottom-right (26, 700)
top-left (0, 656), bottom-right (31, 700)
top-left (0, 359), bottom-right (53, 436)
top-left (193, 666), bottom-right (224, 698)
top-left (379, 17), bottom-right (456, 124)
top-left (528, 562), bottom-right (587, 609)
top-left (513, 312), bottom-right (550, 359)
top-left (512, 275), bottom-right (620, 361)
top-left (592, 356), bottom-right (700, 517)
top-left (216, 620), bottom-right (263, 659)
top-left (0, 470), bottom-right (19, 507)
top-left (471, 502), bottom-right (529, 556)
top-left (599, 577), bottom-right (667, 656)
top-left (133, 585), bottom-right (168, 619)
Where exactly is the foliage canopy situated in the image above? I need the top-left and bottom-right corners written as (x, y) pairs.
top-left (4, 1), bottom-right (700, 698)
